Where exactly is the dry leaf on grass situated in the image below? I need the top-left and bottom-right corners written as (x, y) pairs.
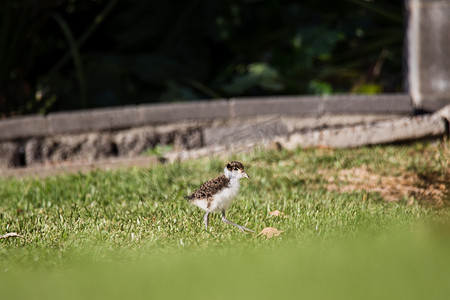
top-left (269, 210), bottom-right (285, 217)
top-left (0, 232), bottom-right (21, 239)
top-left (258, 227), bottom-right (284, 239)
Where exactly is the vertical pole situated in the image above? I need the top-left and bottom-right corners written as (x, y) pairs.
top-left (405, 0), bottom-right (450, 112)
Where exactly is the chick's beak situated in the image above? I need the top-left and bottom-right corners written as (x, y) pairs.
top-left (243, 172), bottom-right (250, 179)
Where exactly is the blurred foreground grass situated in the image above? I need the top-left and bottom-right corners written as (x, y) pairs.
top-left (1, 141), bottom-right (449, 299)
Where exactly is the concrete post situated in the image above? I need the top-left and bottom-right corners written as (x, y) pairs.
top-left (406, 0), bottom-right (450, 111)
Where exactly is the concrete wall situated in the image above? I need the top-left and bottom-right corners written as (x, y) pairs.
top-left (0, 94), bottom-right (411, 140)
top-left (406, 0), bottom-right (450, 111)
top-left (0, 94), bottom-right (412, 169)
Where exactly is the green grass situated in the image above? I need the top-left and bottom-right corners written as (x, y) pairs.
top-left (1, 141), bottom-right (449, 299)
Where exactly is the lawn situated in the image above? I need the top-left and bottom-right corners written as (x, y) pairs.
top-left (1, 141), bottom-right (449, 300)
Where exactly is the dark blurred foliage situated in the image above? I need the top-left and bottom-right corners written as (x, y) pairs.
top-left (0, 0), bottom-right (404, 117)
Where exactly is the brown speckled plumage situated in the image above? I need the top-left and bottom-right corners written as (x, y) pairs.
top-left (185, 174), bottom-right (230, 208)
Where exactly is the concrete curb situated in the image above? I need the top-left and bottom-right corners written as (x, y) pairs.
top-left (0, 115), bottom-right (48, 140)
top-left (0, 94), bottom-right (412, 141)
top-left (47, 106), bottom-right (139, 134)
top-left (138, 100), bottom-right (229, 124)
top-left (229, 96), bottom-right (321, 117)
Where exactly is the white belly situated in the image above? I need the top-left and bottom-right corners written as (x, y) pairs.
top-left (209, 180), bottom-right (240, 212)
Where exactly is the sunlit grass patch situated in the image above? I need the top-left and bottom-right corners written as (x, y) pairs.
top-left (0, 140), bottom-right (449, 299)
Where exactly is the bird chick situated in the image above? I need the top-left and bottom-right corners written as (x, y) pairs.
top-left (185, 161), bottom-right (253, 232)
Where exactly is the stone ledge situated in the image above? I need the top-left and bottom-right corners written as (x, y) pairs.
top-left (322, 94), bottom-right (412, 114)
top-left (47, 106), bottom-right (139, 134)
top-left (230, 96), bottom-right (321, 117)
top-left (204, 114), bottom-right (404, 146)
top-left (138, 100), bottom-right (229, 124)
top-left (276, 114), bottom-right (446, 149)
top-left (1, 104), bottom-right (448, 175)
top-left (0, 115), bottom-right (48, 140)
top-left (0, 95), bottom-right (414, 141)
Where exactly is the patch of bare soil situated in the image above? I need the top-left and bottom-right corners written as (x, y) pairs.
top-left (324, 166), bottom-right (449, 207)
